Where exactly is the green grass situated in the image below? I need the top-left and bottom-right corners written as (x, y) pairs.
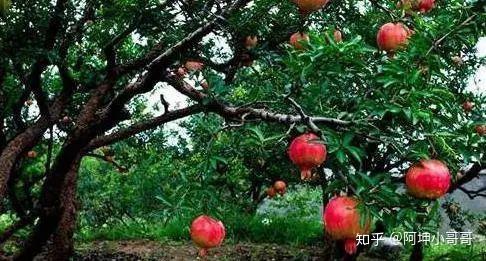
top-left (423, 242), bottom-right (486, 261)
top-left (76, 214), bottom-right (324, 246)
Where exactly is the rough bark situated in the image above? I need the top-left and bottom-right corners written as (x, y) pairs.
top-left (46, 159), bottom-right (80, 261)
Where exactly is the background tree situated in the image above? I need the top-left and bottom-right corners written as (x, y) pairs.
top-left (0, 0), bottom-right (484, 260)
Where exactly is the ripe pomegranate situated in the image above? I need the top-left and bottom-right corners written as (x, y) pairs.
top-left (266, 186), bottom-right (277, 198)
top-left (27, 150), bottom-right (37, 158)
top-left (288, 133), bottom-right (327, 180)
top-left (185, 60), bottom-right (204, 72)
top-left (289, 32), bottom-right (310, 50)
top-left (293, 0), bottom-right (329, 15)
top-left (475, 125), bottom-right (486, 136)
top-left (62, 116), bottom-right (71, 123)
top-left (244, 36), bottom-right (258, 49)
top-left (400, 0), bottom-right (435, 13)
top-left (273, 180), bottom-right (287, 195)
top-left (405, 159), bottom-right (451, 199)
top-left (323, 196), bottom-right (371, 255)
top-left (333, 30), bottom-right (342, 43)
top-left (462, 101), bottom-right (474, 112)
top-left (376, 23), bottom-right (410, 53)
top-left (190, 215), bottom-right (226, 256)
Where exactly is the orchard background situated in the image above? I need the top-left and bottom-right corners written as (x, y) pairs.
top-left (0, 0), bottom-right (485, 260)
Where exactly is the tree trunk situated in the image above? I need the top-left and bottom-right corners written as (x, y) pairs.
top-left (46, 159), bottom-right (80, 260)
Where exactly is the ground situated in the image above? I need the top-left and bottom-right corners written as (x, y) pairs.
top-left (73, 240), bottom-right (486, 260)
top-left (74, 240), bottom-right (326, 260)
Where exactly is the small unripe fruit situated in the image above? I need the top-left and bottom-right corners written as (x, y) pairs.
top-left (333, 30), bottom-right (342, 43)
top-left (475, 125), bottom-right (486, 136)
top-left (105, 156), bottom-right (114, 162)
top-left (185, 61), bottom-right (204, 72)
top-left (462, 101), bottom-right (474, 112)
top-left (244, 36), bottom-right (258, 49)
top-left (376, 23), bottom-right (410, 53)
top-left (27, 150), bottom-right (37, 158)
top-left (85, 20), bottom-right (94, 26)
top-left (273, 180), bottom-right (287, 195)
top-left (267, 186), bottom-right (277, 198)
top-left (25, 99), bottom-right (33, 106)
top-left (289, 32), bottom-right (310, 50)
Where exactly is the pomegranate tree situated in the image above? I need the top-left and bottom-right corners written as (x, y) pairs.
top-left (323, 196), bottom-right (371, 255)
top-left (190, 215), bottom-right (226, 256)
top-left (288, 133), bottom-right (327, 180)
top-left (293, 0), bottom-right (329, 15)
top-left (376, 23), bottom-right (410, 53)
top-left (289, 32), bottom-right (310, 50)
top-left (405, 159), bottom-right (451, 199)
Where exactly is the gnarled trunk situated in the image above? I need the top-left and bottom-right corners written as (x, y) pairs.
top-left (46, 159), bottom-right (80, 260)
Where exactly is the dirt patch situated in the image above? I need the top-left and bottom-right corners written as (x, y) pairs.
top-left (74, 240), bottom-right (327, 260)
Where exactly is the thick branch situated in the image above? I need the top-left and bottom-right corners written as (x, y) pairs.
top-left (86, 104), bottom-right (204, 150)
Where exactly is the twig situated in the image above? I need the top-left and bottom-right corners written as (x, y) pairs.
top-left (426, 14), bottom-right (477, 56)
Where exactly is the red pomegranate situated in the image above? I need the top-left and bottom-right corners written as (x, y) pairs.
top-left (405, 159), bottom-right (451, 199)
top-left (293, 0), bottom-right (329, 15)
top-left (288, 133), bottom-right (327, 180)
top-left (244, 36), bottom-right (258, 49)
top-left (26, 150), bottom-right (37, 158)
top-left (273, 180), bottom-right (287, 195)
top-left (289, 32), bottom-right (310, 50)
top-left (190, 215), bottom-right (226, 256)
top-left (323, 196), bottom-right (371, 255)
top-left (185, 60), bottom-right (204, 72)
top-left (400, 0), bottom-right (435, 13)
top-left (333, 30), bottom-right (342, 43)
top-left (475, 125), bottom-right (486, 136)
top-left (376, 23), bottom-right (410, 53)
top-left (266, 186), bottom-right (277, 198)
top-left (462, 101), bottom-right (474, 112)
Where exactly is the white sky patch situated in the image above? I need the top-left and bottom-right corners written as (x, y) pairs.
top-left (467, 37), bottom-right (486, 94)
